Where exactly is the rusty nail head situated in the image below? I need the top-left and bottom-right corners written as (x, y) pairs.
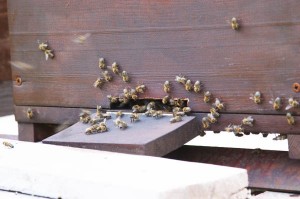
top-left (16, 76), bottom-right (22, 86)
top-left (292, 83), bottom-right (300, 93)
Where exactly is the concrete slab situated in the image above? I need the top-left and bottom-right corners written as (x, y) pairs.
top-left (0, 139), bottom-right (249, 199)
top-left (254, 191), bottom-right (300, 199)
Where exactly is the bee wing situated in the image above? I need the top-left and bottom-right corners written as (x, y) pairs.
top-left (285, 105), bottom-right (292, 110)
top-left (45, 53), bottom-right (49, 60)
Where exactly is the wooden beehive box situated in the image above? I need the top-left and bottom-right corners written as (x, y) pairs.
top-left (7, 1), bottom-right (300, 158)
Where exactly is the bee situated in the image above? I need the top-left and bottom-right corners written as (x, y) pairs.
top-left (26, 108), bottom-right (34, 119)
top-left (175, 75), bottom-right (187, 84)
top-left (204, 91), bottom-right (211, 103)
top-left (231, 17), bottom-right (239, 30)
top-left (193, 81), bottom-right (201, 93)
top-left (174, 98), bottom-right (185, 107)
top-left (145, 109), bottom-right (155, 117)
top-left (79, 110), bottom-right (91, 123)
top-left (285, 97), bottom-right (299, 110)
top-left (202, 117), bottom-right (210, 129)
top-left (169, 98), bottom-right (175, 106)
top-left (102, 70), bottom-right (113, 82)
top-left (207, 113), bottom-right (217, 124)
top-left (273, 134), bottom-right (287, 140)
top-left (170, 115), bottom-right (182, 123)
top-left (116, 111), bottom-right (123, 118)
top-left (89, 117), bottom-right (104, 125)
top-left (210, 108), bottom-right (220, 118)
top-left (130, 113), bottom-right (140, 123)
top-left (72, 33), bottom-right (91, 44)
top-left (107, 95), bottom-right (118, 103)
top-left (114, 117), bottom-right (128, 129)
top-left (225, 124), bottom-right (233, 132)
top-left (85, 124), bottom-right (98, 135)
top-left (97, 120), bottom-right (108, 133)
top-left (152, 110), bottom-right (163, 119)
top-left (162, 95), bottom-right (170, 104)
top-left (121, 71), bottom-right (129, 82)
top-left (111, 62), bottom-right (120, 74)
top-left (286, 112), bottom-right (295, 125)
top-left (250, 91), bottom-right (262, 104)
top-left (3, 141), bottom-right (14, 148)
top-left (38, 41), bottom-right (48, 51)
top-left (99, 58), bottom-right (106, 69)
top-left (123, 88), bottom-right (131, 98)
top-left (93, 78), bottom-right (105, 88)
top-left (102, 113), bottom-right (111, 119)
top-left (269, 97), bottom-right (282, 111)
top-left (147, 101), bottom-right (156, 111)
top-left (232, 125), bottom-right (244, 136)
top-left (130, 89), bottom-right (138, 100)
top-left (242, 116), bottom-right (254, 127)
top-left (182, 107), bottom-right (191, 113)
top-left (185, 80), bottom-right (193, 91)
top-left (44, 49), bottom-right (54, 60)
top-left (212, 98), bottom-right (224, 111)
top-left (118, 95), bottom-right (130, 105)
top-left (96, 105), bottom-right (102, 116)
top-left (135, 84), bottom-right (146, 94)
top-left (163, 81), bottom-right (171, 93)
top-left (132, 105), bottom-right (147, 113)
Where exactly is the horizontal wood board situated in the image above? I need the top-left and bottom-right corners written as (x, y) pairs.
top-left (7, 0), bottom-right (300, 115)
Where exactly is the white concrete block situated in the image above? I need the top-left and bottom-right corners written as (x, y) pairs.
top-left (0, 139), bottom-right (249, 199)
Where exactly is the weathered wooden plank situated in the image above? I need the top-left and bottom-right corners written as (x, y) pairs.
top-left (0, 81), bottom-right (13, 116)
top-left (165, 146), bottom-right (300, 192)
top-left (18, 123), bottom-right (59, 142)
top-left (288, 135), bottom-right (300, 159)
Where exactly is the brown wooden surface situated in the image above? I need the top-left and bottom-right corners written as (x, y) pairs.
top-left (0, 0), bottom-right (11, 81)
top-left (14, 106), bottom-right (300, 134)
top-left (288, 135), bottom-right (300, 159)
top-left (18, 122), bottom-right (59, 142)
top-left (43, 114), bottom-right (199, 156)
top-left (0, 81), bottom-right (13, 116)
top-left (165, 145), bottom-right (300, 192)
top-left (7, 0), bottom-right (300, 115)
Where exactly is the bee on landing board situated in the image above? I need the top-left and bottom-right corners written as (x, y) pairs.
top-left (273, 134), bottom-right (287, 140)
top-left (130, 113), bottom-right (140, 123)
top-left (93, 78), bottom-right (105, 88)
top-left (182, 107), bottom-right (191, 113)
top-left (242, 116), bottom-right (254, 127)
top-left (114, 117), bottom-right (128, 129)
top-left (135, 84), bottom-right (146, 94)
top-left (170, 115), bottom-right (182, 123)
top-left (132, 105), bottom-right (146, 113)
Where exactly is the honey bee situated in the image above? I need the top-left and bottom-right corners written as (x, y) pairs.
top-left (250, 91), bottom-right (262, 104)
top-left (89, 117), bottom-right (104, 125)
top-left (79, 110), bottom-right (92, 123)
top-left (96, 106), bottom-right (102, 116)
top-left (93, 78), bottom-right (105, 88)
top-left (182, 107), bottom-right (192, 113)
top-left (111, 62), bottom-right (120, 74)
top-left (210, 108), bottom-right (220, 118)
top-left (99, 58), bottom-right (106, 69)
top-left (175, 75), bottom-right (187, 84)
top-left (26, 108), bottom-right (34, 119)
top-left (185, 80), bottom-right (193, 91)
top-left (147, 101), bottom-right (156, 111)
top-left (163, 81), bottom-right (171, 93)
top-left (123, 88), bottom-right (131, 98)
top-left (118, 95), bottom-right (130, 105)
top-left (162, 95), bottom-right (170, 104)
top-left (116, 111), bottom-right (123, 118)
top-left (145, 109), bottom-right (155, 117)
top-left (44, 49), bottom-right (54, 60)
top-left (285, 97), bottom-right (299, 110)
top-left (97, 120), bottom-right (108, 133)
top-left (132, 105), bottom-right (147, 113)
top-left (273, 134), bottom-right (287, 141)
top-left (242, 116), bottom-right (254, 127)
top-left (130, 89), bottom-right (138, 100)
top-left (102, 70), bottom-right (113, 82)
top-left (269, 97), bottom-right (282, 111)
top-left (193, 81), bottom-right (201, 93)
top-left (232, 125), bottom-right (244, 136)
top-left (170, 115), bottom-right (182, 123)
top-left (212, 98), bottom-right (224, 111)
top-left (174, 98), bottom-right (185, 107)
top-left (38, 41), bottom-right (48, 51)
top-left (130, 113), bottom-right (140, 123)
top-left (152, 110), bottom-right (163, 119)
top-left (207, 113), bottom-right (217, 124)
top-left (114, 117), bottom-right (128, 129)
top-left (107, 95), bottom-right (118, 103)
top-left (202, 117), bottom-right (210, 129)
top-left (3, 141), bottom-right (14, 148)
top-left (231, 17), bottom-right (239, 30)
top-left (225, 124), bottom-right (233, 132)
top-left (85, 124), bottom-right (98, 135)
top-left (121, 71), bottom-right (129, 82)
top-left (286, 112), bottom-right (295, 125)
top-left (204, 91), bottom-right (211, 103)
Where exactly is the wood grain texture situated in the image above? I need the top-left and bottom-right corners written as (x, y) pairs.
top-left (0, 81), bottom-right (14, 116)
top-left (14, 106), bottom-right (300, 134)
top-left (288, 135), bottom-right (300, 159)
top-left (7, 0), bottom-right (300, 116)
top-left (18, 123), bottom-right (58, 142)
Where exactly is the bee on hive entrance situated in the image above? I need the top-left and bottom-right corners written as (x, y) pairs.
top-left (204, 91), bottom-right (212, 103)
top-left (111, 62), bottom-right (120, 74)
top-left (286, 112), bottom-right (295, 125)
top-left (210, 108), bottom-right (220, 118)
top-left (116, 111), bottom-right (123, 118)
top-left (193, 81), bottom-right (201, 93)
top-left (121, 71), bottom-right (129, 82)
top-left (93, 78), bottom-right (105, 88)
top-left (102, 70), bottom-right (113, 82)
top-left (44, 49), bottom-right (54, 60)
top-left (285, 97), bottom-right (299, 110)
top-left (99, 58), bottom-right (106, 69)
top-left (107, 95), bottom-right (118, 103)
top-left (232, 125), bottom-right (244, 137)
top-left (163, 81), bottom-right (171, 93)
top-left (175, 75), bottom-right (187, 84)
top-left (250, 91), bottom-right (262, 104)
top-left (162, 95), bottom-right (170, 104)
top-left (269, 97), bottom-right (282, 111)
top-left (132, 105), bottom-right (146, 113)
top-left (242, 116), bottom-right (254, 127)
top-left (79, 110), bottom-right (91, 124)
top-left (170, 115), bottom-right (182, 123)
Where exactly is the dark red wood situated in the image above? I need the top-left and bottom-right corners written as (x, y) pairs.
top-left (288, 135), bottom-right (300, 159)
top-left (18, 123), bottom-right (59, 142)
top-left (0, 81), bottom-right (13, 116)
top-left (165, 146), bottom-right (300, 192)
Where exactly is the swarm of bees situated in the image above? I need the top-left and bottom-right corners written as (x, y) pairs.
top-left (38, 41), bottom-right (54, 60)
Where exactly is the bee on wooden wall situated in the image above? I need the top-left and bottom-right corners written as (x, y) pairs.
top-left (107, 95), bottom-right (118, 103)
top-left (242, 116), bottom-right (254, 127)
top-left (231, 17), bottom-right (239, 30)
top-left (175, 75), bottom-right (187, 84)
top-left (286, 112), bottom-right (295, 125)
top-left (111, 62), bottom-right (120, 74)
top-left (204, 91), bottom-right (211, 103)
top-left (93, 78), bottom-right (105, 88)
top-left (130, 89), bottom-right (138, 100)
top-left (130, 113), bottom-right (140, 123)
top-left (135, 84), bottom-right (146, 94)
top-left (269, 97), bottom-right (282, 111)
top-left (202, 117), bottom-right (210, 129)
top-left (44, 49), bottom-right (54, 60)
top-left (250, 91), bottom-right (262, 104)
top-left (210, 108), bottom-right (220, 118)
top-left (193, 81), bottom-right (201, 93)
top-left (102, 70), bottom-right (113, 82)
top-left (185, 80), bottom-right (193, 91)
top-left (38, 41), bottom-right (48, 51)
top-left (162, 95), bottom-right (170, 104)
top-left (3, 141), bottom-right (14, 148)
top-left (207, 113), bottom-right (217, 124)
top-left (99, 58), bottom-right (106, 69)
top-left (170, 115), bottom-right (182, 123)
top-left (286, 97), bottom-right (299, 110)
top-left (118, 95), bottom-right (130, 105)
top-left (212, 98), bottom-right (224, 111)
top-left (26, 108), bottom-right (34, 119)
top-left (132, 105), bottom-right (147, 113)
top-left (225, 124), bottom-right (233, 132)
top-left (163, 81), bottom-right (171, 93)
top-left (232, 125), bottom-right (244, 136)
top-left (121, 71), bottom-right (129, 82)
